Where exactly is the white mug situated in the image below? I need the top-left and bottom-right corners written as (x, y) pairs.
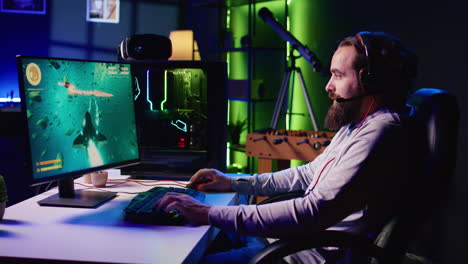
top-left (83, 171), bottom-right (108, 187)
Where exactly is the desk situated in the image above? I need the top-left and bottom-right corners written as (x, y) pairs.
top-left (0, 170), bottom-right (240, 264)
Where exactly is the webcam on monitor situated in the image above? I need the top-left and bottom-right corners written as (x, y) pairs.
top-left (118, 34), bottom-right (172, 61)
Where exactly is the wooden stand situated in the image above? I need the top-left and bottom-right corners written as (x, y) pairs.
top-left (246, 129), bottom-right (335, 171)
top-left (246, 129), bottom-right (335, 203)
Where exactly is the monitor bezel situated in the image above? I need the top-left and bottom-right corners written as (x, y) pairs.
top-left (17, 55), bottom-right (141, 187)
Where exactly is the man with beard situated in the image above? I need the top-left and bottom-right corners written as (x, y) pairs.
top-left (153, 31), bottom-right (417, 263)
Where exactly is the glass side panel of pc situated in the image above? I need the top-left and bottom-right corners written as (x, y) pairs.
top-left (17, 56), bottom-right (140, 207)
top-left (122, 61), bottom-right (227, 179)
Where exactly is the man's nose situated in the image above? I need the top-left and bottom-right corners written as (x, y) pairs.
top-left (325, 79), bottom-right (334, 92)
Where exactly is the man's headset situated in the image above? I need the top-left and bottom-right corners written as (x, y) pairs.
top-left (336, 31), bottom-right (417, 103)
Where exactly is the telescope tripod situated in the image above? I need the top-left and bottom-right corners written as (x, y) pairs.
top-left (270, 54), bottom-right (319, 131)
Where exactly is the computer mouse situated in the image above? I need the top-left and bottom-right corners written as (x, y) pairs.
top-left (150, 207), bottom-right (186, 225)
top-left (168, 209), bottom-right (183, 221)
top-left (186, 178), bottom-right (213, 189)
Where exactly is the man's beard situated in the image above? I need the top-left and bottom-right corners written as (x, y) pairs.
top-left (324, 98), bottom-right (361, 131)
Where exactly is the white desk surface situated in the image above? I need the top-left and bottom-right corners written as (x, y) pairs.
top-left (0, 170), bottom-right (240, 264)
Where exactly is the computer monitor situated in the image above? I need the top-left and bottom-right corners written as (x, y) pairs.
top-left (121, 60), bottom-right (227, 179)
top-left (17, 56), bottom-right (140, 208)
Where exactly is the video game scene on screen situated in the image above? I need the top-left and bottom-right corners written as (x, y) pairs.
top-left (20, 58), bottom-right (138, 181)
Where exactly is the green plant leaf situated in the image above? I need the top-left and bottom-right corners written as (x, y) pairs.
top-left (0, 175), bottom-right (8, 203)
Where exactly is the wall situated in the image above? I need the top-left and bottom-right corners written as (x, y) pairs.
top-left (0, 0), bottom-right (180, 204)
top-left (0, 0), bottom-right (179, 103)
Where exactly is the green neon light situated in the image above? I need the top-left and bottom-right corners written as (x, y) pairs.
top-left (171, 119), bottom-right (187, 132)
top-left (227, 53), bottom-right (231, 78)
top-left (226, 7), bottom-right (232, 77)
top-left (226, 100), bottom-right (231, 166)
top-left (225, 7), bottom-right (232, 167)
top-left (286, 8), bottom-right (291, 129)
top-left (146, 69), bottom-right (153, 111)
top-left (133, 76), bottom-right (141, 100)
top-left (226, 8), bottom-right (231, 31)
top-left (286, 14), bottom-right (291, 61)
top-left (226, 141), bottom-right (231, 166)
top-left (160, 70), bottom-right (168, 111)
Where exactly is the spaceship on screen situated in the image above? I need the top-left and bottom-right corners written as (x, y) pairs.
top-left (73, 111), bottom-right (107, 149)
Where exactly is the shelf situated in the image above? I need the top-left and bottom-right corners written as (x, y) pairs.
top-left (191, 0), bottom-right (287, 174)
top-left (228, 144), bottom-right (246, 152)
top-left (229, 98), bottom-right (275, 102)
top-left (198, 47), bottom-right (284, 53)
top-left (192, 0), bottom-right (283, 8)
top-left (148, 0), bottom-right (180, 5)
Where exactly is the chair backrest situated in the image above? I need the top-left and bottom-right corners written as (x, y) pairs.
top-left (250, 88), bottom-right (460, 264)
top-left (374, 88), bottom-right (459, 262)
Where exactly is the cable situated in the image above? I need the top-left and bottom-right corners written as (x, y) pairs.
top-left (107, 179), bottom-right (187, 187)
top-left (356, 97), bottom-right (376, 129)
top-left (74, 179), bottom-right (188, 195)
top-left (310, 157), bottom-right (336, 191)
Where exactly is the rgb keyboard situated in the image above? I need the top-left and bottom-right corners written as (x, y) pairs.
top-left (124, 186), bottom-right (205, 225)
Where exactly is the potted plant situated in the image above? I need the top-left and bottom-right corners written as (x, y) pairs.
top-left (227, 119), bottom-right (247, 146)
top-left (0, 174), bottom-right (7, 221)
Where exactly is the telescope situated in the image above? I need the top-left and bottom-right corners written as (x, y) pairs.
top-left (258, 7), bottom-right (328, 76)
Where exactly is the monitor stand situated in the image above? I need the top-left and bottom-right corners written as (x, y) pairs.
top-left (37, 177), bottom-right (116, 208)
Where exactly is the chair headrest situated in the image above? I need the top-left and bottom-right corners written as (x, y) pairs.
top-left (405, 88), bottom-right (459, 197)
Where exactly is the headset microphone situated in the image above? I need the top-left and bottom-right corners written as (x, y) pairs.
top-left (335, 93), bottom-right (373, 103)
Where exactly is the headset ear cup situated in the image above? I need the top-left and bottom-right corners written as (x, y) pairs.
top-left (359, 68), bottom-right (369, 92)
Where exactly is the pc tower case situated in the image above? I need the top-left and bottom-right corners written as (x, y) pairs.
top-left (121, 60), bottom-right (227, 179)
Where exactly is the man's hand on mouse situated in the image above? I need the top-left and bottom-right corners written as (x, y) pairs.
top-left (153, 192), bottom-right (211, 225)
top-left (188, 168), bottom-right (233, 192)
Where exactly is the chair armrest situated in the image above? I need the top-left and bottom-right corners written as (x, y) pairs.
top-left (249, 231), bottom-right (389, 264)
top-left (253, 192), bottom-right (398, 263)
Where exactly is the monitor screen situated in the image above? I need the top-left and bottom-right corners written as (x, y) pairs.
top-left (121, 61), bottom-right (227, 179)
top-left (17, 56), bottom-right (140, 207)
